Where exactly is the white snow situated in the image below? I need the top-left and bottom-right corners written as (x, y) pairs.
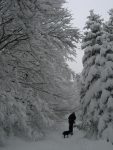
top-left (1, 121), bottom-right (113, 150)
top-left (102, 123), bottom-right (113, 142)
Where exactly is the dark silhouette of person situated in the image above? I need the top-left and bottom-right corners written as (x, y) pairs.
top-left (68, 112), bottom-right (76, 134)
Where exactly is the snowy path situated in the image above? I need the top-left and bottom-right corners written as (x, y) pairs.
top-left (1, 122), bottom-right (113, 150)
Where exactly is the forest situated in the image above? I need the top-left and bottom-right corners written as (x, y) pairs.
top-left (0, 0), bottom-right (113, 148)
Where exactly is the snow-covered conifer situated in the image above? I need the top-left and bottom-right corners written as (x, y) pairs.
top-left (80, 10), bottom-right (103, 137)
top-left (97, 9), bottom-right (113, 144)
top-left (81, 10), bottom-right (113, 144)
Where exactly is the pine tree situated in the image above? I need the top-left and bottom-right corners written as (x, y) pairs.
top-left (80, 10), bottom-right (103, 137)
top-left (97, 9), bottom-right (113, 144)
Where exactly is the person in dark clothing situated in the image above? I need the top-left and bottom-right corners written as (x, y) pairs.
top-left (68, 112), bottom-right (76, 134)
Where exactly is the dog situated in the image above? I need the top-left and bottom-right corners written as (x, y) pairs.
top-left (62, 130), bottom-right (73, 138)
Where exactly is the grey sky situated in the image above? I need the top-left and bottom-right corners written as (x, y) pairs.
top-left (65, 0), bottom-right (113, 73)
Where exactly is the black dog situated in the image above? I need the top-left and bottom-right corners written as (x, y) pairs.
top-left (62, 130), bottom-right (73, 138)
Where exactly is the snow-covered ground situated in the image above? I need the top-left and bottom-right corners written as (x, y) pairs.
top-left (1, 122), bottom-right (113, 150)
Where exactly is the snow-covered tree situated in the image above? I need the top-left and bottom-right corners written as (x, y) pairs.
top-left (97, 9), bottom-right (113, 144)
top-left (80, 10), bottom-right (104, 137)
top-left (80, 9), bottom-right (113, 144)
top-left (0, 0), bottom-right (79, 145)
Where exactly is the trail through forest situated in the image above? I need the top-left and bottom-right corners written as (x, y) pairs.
top-left (1, 121), bottom-right (113, 150)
